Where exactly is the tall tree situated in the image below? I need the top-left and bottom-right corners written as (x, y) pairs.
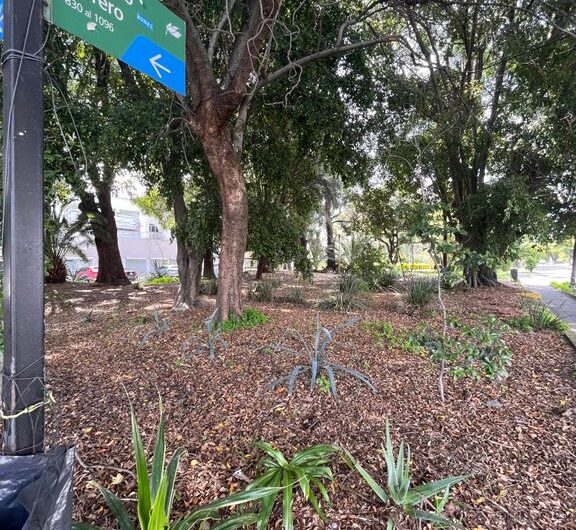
top-left (165, 0), bottom-right (405, 320)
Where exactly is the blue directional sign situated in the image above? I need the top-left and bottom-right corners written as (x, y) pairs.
top-left (44, 0), bottom-right (186, 95)
top-left (0, 1), bottom-right (4, 40)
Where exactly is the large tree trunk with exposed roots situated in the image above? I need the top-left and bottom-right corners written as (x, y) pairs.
top-left (173, 190), bottom-right (201, 310)
top-left (324, 193), bottom-right (337, 272)
top-left (198, 125), bottom-right (247, 321)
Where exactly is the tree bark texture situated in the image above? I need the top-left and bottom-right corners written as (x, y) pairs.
top-left (198, 125), bottom-right (247, 320)
top-left (203, 245), bottom-right (216, 279)
top-left (173, 189), bottom-right (201, 310)
top-left (324, 193), bottom-right (337, 272)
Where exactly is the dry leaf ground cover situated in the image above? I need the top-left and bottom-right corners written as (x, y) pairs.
top-left (38, 273), bottom-right (576, 529)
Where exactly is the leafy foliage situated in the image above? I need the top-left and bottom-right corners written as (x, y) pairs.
top-left (219, 308), bottom-right (269, 333)
top-left (412, 322), bottom-right (513, 382)
top-left (145, 276), bottom-right (179, 286)
top-left (244, 442), bottom-right (339, 530)
top-left (344, 423), bottom-right (466, 529)
top-left (267, 317), bottom-right (375, 397)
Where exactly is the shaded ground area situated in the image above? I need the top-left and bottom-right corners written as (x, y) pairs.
top-left (33, 275), bottom-right (576, 528)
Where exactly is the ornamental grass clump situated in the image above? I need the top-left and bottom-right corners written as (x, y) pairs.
top-left (402, 276), bottom-right (437, 307)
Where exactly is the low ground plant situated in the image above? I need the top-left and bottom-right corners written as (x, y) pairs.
top-left (364, 268), bottom-right (399, 291)
top-left (145, 276), bottom-right (179, 286)
top-left (344, 423), bottom-right (466, 529)
top-left (402, 276), bottom-right (437, 307)
top-left (181, 310), bottom-right (228, 361)
top-left (244, 442), bottom-right (339, 529)
top-left (551, 281), bottom-right (576, 296)
top-left (248, 279), bottom-right (278, 302)
top-left (219, 307), bottom-right (269, 332)
top-left (319, 272), bottom-right (367, 311)
top-left (75, 402), bottom-right (275, 530)
top-left (266, 317), bottom-right (375, 397)
top-left (137, 311), bottom-right (170, 348)
top-left (363, 321), bottom-right (426, 355)
top-left (285, 286), bottom-right (307, 305)
top-left (518, 298), bottom-right (568, 331)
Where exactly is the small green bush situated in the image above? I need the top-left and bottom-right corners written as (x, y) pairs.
top-left (319, 272), bottom-right (367, 311)
top-left (145, 276), bottom-right (179, 286)
top-left (403, 276), bottom-right (437, 307)
top-left (507, 315), bottom-right (534, 332)
top-left (219, 307), bottom-right (269, 332)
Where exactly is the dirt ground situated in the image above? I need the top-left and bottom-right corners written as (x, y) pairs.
top-left (38, 273), bottom-right (576, 529)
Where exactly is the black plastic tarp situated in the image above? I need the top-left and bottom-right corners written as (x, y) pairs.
top-left (0, 446), bottom-right (74, 530)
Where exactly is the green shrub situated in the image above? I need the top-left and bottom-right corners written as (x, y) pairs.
top-left (507, 315), bottom-right (534, 332)
top-left (267, 317), bottom-right (375, 397)
top-left (219, 307), bottom-right (269, 332)
top-left (403, 276), bottom-right (437, 307)
top-left (145, 276), bottom-right (179, 286)
top-left (441, 268), bottom-right (464, 290)
top-left (344, 422), bottom-right (467, 529)
top-left (245, 442), bottom-right (339, 529)
top-left (399, 262), bottom-right (433, 271)
top-left (248, 280), bottom-right (277, 302)
top-left (363, 321), bottom-right (426, 355)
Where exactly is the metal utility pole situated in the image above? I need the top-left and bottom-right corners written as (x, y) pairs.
top-left (2, 0), bottom-right (45, 455)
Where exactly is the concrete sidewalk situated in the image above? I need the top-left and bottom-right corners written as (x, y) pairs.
top-left (518, 265), bottom-right (576, 335)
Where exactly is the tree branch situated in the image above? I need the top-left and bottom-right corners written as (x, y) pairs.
top-left (255, 36), bottom-right (405, 90)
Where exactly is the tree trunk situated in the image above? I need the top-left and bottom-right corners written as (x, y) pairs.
top-left (78, 182), bottom-right (129, 285)
top-left (173, 189), bottom-right (201, 310)
top-left (255, 257), bottom-right (270, 280)
top-left (198, 125), bottom-right (247, 321)
top-left (95, 187), bottom-right (129, 284)
top-left (203, 245), bottom-right (216, 279)
top-left (570, 236), bottom-right (576, 288)
top-left (325, 194), bottom-right (337, 272)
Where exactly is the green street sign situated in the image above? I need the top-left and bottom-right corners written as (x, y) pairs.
top-left (44, 0), bottom-right (186, 94)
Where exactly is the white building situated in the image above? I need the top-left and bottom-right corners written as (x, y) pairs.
top-left (64, 196), bottom-right (177, 277)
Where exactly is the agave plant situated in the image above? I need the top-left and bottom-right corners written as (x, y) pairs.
top-left (74, 402), bottom-right (276, 530)
top-left (245, 442), bottom-right (339, 530)
top-left (344, 423), bottom-right (467, 528)
top-left (267, 316), bottom-right (376, 397)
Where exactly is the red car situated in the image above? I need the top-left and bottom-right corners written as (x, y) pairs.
top-left (75, 266), bottom-right (99, 282)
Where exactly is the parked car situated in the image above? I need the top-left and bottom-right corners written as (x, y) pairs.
top-left (75, 266), bottom-right (98, 282)
top-left (125, 270), bottom-right (139, 281)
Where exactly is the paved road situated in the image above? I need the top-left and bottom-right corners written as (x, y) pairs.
top-left (518, 264), bottom-right (576, 334)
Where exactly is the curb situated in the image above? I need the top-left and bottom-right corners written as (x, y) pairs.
top-left (550, 286), bottom-right (576, 302)
top-left (564, 330), bottom-right (576, 351)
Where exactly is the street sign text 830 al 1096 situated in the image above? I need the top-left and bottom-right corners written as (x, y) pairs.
top-left (45, 0), bottom-right (186, 95)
